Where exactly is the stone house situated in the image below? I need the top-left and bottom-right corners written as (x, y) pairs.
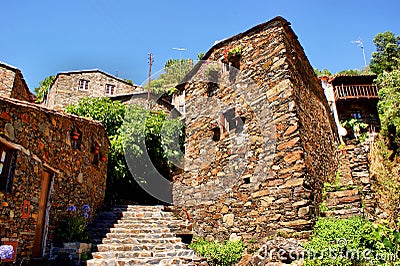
top-left (321, 74), bottom-right (380, 139)
top-left (46, 69), bottom-right (141, 110)
top-left (0, 62), bottom-right (36, 103)
top-left (172, 16), bottom-right (338, 241)
top-left (0, 64), bottom-right (109, 261)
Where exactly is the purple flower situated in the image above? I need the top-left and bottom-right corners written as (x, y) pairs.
top-left (67, 205), bottom-right (77, 212)
top-left (82, 204), bottom-right (91, 213)
top-left (0, 245), bottom-right (14, 259)
top-left (83, 212), bottom-right (89, 219)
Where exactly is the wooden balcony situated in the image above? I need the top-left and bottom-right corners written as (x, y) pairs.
top-left (334, 84), bottom-right (379, 100)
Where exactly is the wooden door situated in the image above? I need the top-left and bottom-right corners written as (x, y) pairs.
top-left (32, 170), bottom-right (53, 257)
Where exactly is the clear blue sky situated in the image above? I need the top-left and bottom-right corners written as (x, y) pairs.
top-left (1, 0), bottom-right (399, 90)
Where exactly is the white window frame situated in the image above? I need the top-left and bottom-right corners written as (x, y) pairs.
top-left (105, 84), bottom-right (116, 95)
top-left (78, 79), bottom-right (90, 91)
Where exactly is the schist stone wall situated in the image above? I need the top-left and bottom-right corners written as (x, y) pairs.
top-left (0, 63), bottom-right (36, 103)
top-left (46, 70), bottom-right (141, 110)
top-left (172, 17), bottom-right (338, 241)
top-left (0, 96), bottom-right (109, 258)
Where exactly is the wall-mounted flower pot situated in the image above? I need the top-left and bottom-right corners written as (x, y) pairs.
top-left (71, 131), bottom-right (80, 140)
top-left (93, 146), bottom-right (100, 154)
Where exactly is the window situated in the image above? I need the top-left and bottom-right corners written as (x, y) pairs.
top-left (219, 108), bottom-right (245, 134)
top-left (0, 144), bottom-right (16, 192)
top-left (178, 104), bottom-right (185, 114)
top-left (105, 84), bottom-right (115, 95)
top-left (78, 79), bottom-right (89, 91)
top-left (220, 108), bottom-right (237, 132)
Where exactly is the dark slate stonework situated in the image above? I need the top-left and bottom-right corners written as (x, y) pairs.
top-left (172, 17), bottom-right (338, 242)
top-left (0, 95), bottom-right (109, 258)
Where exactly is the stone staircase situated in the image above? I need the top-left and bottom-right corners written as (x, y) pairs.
top-left (322, 136), bottom-right (375, 218)
top-left (87, 205), bottom-right (205, 266)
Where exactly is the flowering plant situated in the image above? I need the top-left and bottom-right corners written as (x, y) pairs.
top-left (0, 245), bottom-right (14, 262)
top-left (56, 204), bottom-right (91, 243)
top-left (223, 46), bottom-right (242, 62)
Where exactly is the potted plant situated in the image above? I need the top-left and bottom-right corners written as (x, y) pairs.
top-left (56, 204), bottom-right (92, 251)
top-left (0, 244), bottom-right (14, 263)
top-left (93, 142), bottom-right (101, 154)
top-left (341, 118), bottom-right (368, 142)
top-left (224, 46), bottom-right (242, 65)
top-left (71, 129), bottom-right (80, 140)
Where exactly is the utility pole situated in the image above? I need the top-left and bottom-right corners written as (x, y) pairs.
top-left (147, 53), bottom-right (153, 103)
top-left (352, 39), bottom-right (368, 73)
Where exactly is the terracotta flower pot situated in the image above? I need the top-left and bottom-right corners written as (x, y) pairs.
top-left (71, 131), bottom-right (80, 140)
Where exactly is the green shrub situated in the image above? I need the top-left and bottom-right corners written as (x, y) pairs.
top-left (304, 217), bottom-right (400, 265)
top-left (189, 238), bottom-right (244, 266)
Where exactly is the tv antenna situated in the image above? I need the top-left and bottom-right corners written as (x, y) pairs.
top-left (352, 39), bottom-right (368, 73)
top-left (173, 47), bottom-right (187, 79)
top-left (172, 47), bottom-right (187, 60)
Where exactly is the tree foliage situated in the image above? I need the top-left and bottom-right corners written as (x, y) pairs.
top-left (64, 97), bottom-right (126, 136)
top-left (34, 75), bottom-right (55, 103)
top-left (146, 58), bottom-right (194, 94)
top-left (64, 97), bottom-right (184, 203)
top-left (376, 67), bottom-right (400, 153)
top-left (314, 68), bottom-right (332, 77)
top-left (337, 69), bottom-right (368, 75)
top-left (370, 31), bottom-right (400, 75)
top-left (119, 105), bottom-right (184, 182)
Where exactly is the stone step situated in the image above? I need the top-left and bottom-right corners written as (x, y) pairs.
top-left (97, 243), bottom-right (184, 252)
top-left (112, 222), bottom-right (192, 232)
top-left (120, 212), bottom-right (174, 219)
top-left (92, 249), bottom-right (195, 259)
top-left (87, 205), bottom-right (201, 265)
top-left (114, 205), bottom-right (165, 211)
top-left (106, 232), bottom-right (176, 239)
top-left (118, 218), bottom-right (178, 224)
top-left (87, 257), bottom-right (199, 266)
top-left (109, 227), bottom-right (171, 234)
top-left (102, 236), bottom-right (183, 245)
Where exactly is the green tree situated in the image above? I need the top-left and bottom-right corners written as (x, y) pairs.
top-left (370, 31), bottom-right (400, 75)
top-left (376, 67), bottom-right (400, 154)
top-left (146, 58), bottom-right (194, 94)
top-left (64, 97), bottom-right (184, 203)
top-left (197, 52), bottom-right (205, 60)
top-left (337, 69), bottom-right (368, 75)
top-left (64, 98), bottom-right (128, 190)
top-left (64, 97), bottom-right (126, 137)
top-left (314, 68), bottom-right (332, 77)
top-left (34, 75), bottom-right (55, 103)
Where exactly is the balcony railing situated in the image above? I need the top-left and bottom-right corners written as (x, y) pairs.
top-left (334, 85), bottom-right (379, 100)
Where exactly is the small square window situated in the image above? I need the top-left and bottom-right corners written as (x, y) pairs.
top-left (105, 84), bottom-right (115, 95)
top-left (0, 144), bottom-right (16, 192)
top-left (79, 79), bottom-right (90, 91)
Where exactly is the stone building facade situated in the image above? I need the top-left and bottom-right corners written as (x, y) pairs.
top-left (0, 62), bottom-right (36, 103)
top-left (0, 68), bottom-right (109, 260)
top-left (46, 69), bottom-right (141, 110)
top-left (172, 16), bottom-right (338, 242)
